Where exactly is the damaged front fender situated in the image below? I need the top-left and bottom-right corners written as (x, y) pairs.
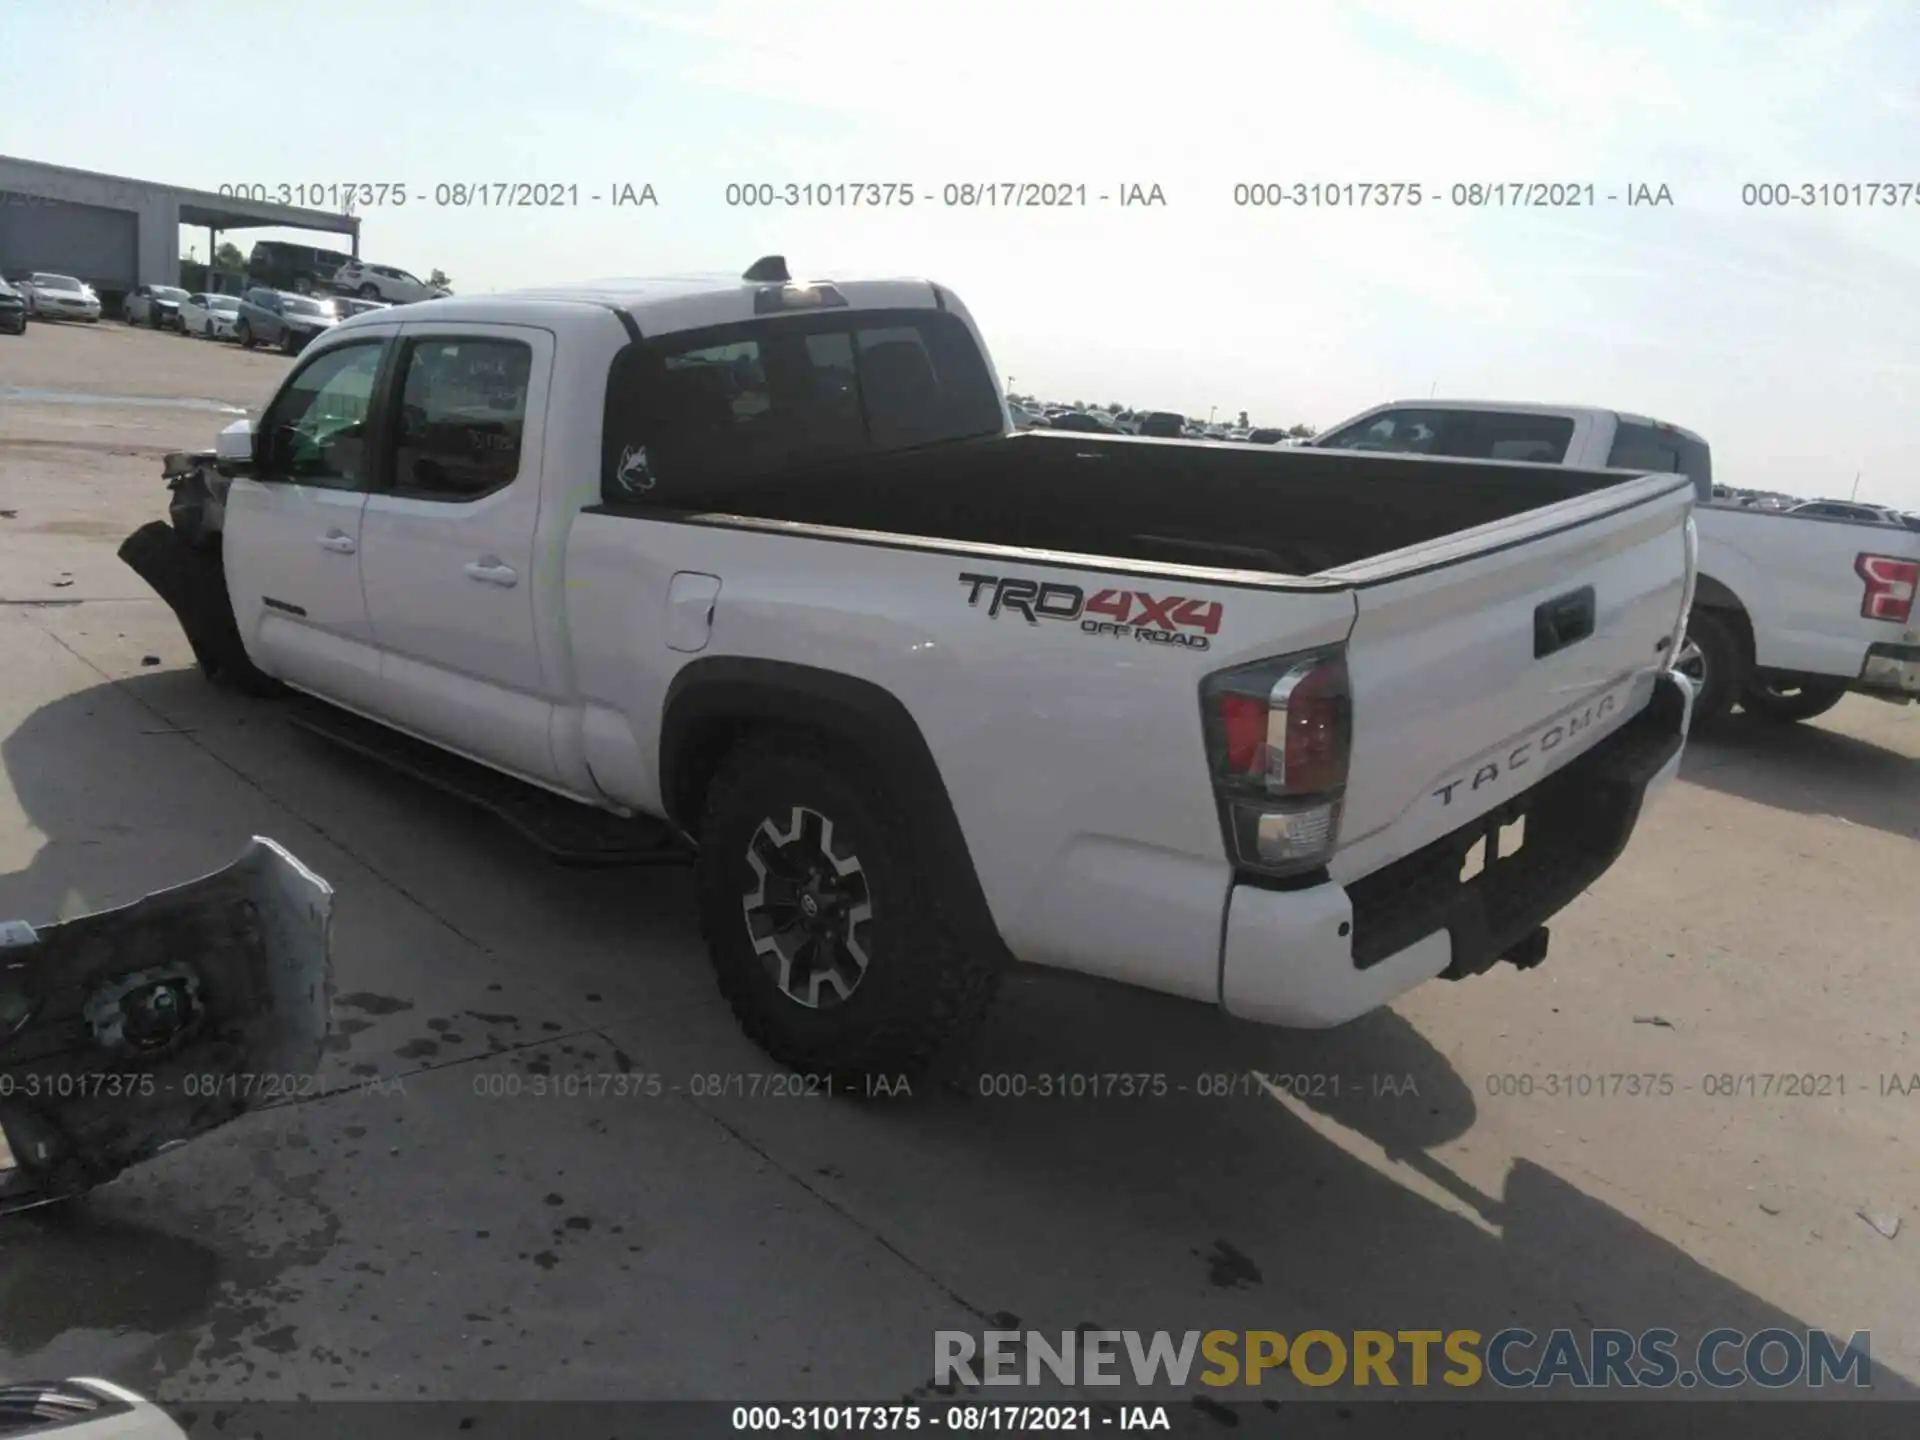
top-left (0, 838), bottom-right (333, 1214)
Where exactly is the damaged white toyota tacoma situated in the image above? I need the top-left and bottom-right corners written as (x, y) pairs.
top-left (121, 256), bottom-right (1697, 1080)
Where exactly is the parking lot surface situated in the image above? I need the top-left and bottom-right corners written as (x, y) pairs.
top-left (2, 321), bottom-right (1917, 1410)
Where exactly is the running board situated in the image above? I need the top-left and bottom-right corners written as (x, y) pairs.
top-left (287, 701), bottom-right (693, 868)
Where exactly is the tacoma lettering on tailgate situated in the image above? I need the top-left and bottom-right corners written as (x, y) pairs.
top-left (958, 572), bottom-right (1219, 650)
top-left (1431, 686), bottom-right (1625, 808)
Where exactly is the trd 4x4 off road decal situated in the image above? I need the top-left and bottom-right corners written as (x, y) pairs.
top-left (958, 572), bottom-right (1219, 650)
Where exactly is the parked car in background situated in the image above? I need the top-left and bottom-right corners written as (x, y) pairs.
top-left (1006, 402), bottom-right (1045, 430)
top-left (179, 292), bottom-right (242, 339)
top-left (1048, 410), bottom-right (1118, 434)
top-left (330, 259), bottom-right (448, 304)
top-left (331, 296), bottom-right (391, 318)
top-left (124, 284), bottom-right (191, 329)
top-left (1786, 500), bottom-right (1910, 527)
top-left (233, 287), bottom-right (338, 354)
top-left (1136, 410), bottom-right (1186, 437)
top-left (1246, 428), bottom-right (1289, 444)
top-left (0, 276), bottom-right (27, 334)
top-left (246, 240), bottom-right (356, 296)
top-left (17, 272), bottom-right (100, 322)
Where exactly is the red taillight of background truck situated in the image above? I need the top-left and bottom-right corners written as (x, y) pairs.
top-left (1857, 553), bottom-right (1918, 624)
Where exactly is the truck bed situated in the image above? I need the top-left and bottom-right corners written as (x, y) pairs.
top-left (612, 431), bottom-right (1619, 576)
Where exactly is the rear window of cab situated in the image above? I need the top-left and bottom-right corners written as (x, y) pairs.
top-left (600, 308), bottom-right (1004, 505)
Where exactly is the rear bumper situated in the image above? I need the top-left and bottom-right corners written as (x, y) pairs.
top-left (1221, 671), bottom-right (1688, 1028)
top-left (1857, 643), bottom-right (1920, 702)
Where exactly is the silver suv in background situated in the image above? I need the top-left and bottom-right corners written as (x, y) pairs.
top-left (331, 259), bottom-right (448, 304)
top-left (233, 287), bottom-right (338, 354)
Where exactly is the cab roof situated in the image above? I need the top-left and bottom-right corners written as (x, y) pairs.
top-left (332, 258), bottom-right (951, 341)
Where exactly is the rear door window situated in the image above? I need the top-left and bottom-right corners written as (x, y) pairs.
top-left (386, 337), bottom-right (532, 501)
top-left (601, 309), bottom-right (1004, 503)
top-left (1607, 422), bottom-right (1712, 500)
top-left (1315, 408), bottom-right (1457, 454)
top-left (1448, 412), bottom-right (1575, 464)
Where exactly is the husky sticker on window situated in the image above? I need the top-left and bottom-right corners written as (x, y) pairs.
top-left (614, 443), bottom-right (656, 494)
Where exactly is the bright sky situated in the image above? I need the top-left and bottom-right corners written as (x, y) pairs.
top-left (6, 0), bottom-right (1919, 507)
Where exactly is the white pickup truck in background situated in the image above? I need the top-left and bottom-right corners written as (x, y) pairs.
top-left (121, 260), bottom-right (1695, 1079)
top-left (1309, 401), bottom-right (1920, 730)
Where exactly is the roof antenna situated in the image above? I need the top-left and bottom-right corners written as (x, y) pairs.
top-left (743, 255), bottom-right (790, 282)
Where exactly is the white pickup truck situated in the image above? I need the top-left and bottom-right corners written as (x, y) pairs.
top-left (1309, 401), bottom-right (1920, 729)
top-left (120, 260), bottom-right (1696, 1079)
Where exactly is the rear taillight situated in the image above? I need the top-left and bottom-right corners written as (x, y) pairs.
top-left (1857, 553), bottom-right (1917, 623)
top-left (1199, 648), bottom-right (1352, 876)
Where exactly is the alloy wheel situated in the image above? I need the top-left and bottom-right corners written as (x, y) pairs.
top-left (741, 806), bottom-right (873, 1009)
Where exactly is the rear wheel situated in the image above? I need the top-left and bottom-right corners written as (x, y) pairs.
top-left (358, 282), bottom-right (380, 299)
top-left (292, 275), bottom-right (312, 295)
top-left (1673, 608), bottom-right (1745, 733)
top-left (1740, 678), bottom-right (1847, 723)
top-left (236, 320), bottom-right (253, 349)
top-left (695, 734), bottom-right (1003, 1085)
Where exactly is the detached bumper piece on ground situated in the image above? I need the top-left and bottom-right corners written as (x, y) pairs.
top-left (0, 838), bottom-right (333, 1214)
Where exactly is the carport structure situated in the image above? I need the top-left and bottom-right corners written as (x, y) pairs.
top-left (0, 154), bottom-right (360, 307)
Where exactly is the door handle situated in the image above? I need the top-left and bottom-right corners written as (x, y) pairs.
top-left (316, 531), bottom-right (356, 554)
top-left (463, 558), bottom-right (518, 587)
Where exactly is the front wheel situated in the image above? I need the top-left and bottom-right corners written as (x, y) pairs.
top-left (1673, 609), bottom-right (1745, 733)
top-left (236, 321), bottom-right (253, 349)
top-left (1741, 678), bottom-right (1847, 723)
top-left (695, 735), bottom-right (1004, 1085)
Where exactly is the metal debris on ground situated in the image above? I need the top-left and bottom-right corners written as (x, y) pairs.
top-left (0, 838), bottom-right (334, 1215)
top-left (1857, 1209), bottom-right (1901, 1240)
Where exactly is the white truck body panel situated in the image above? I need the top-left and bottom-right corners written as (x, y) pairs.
top-left (1695, 506), bottom-right (1920, 674)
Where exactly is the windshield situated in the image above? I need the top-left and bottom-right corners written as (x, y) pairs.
top-left (208, 295), bottom-right (240, 311)
top-left (283, 296), bottom-right (331, 317)
top-left (154, 286), bottom-right (189, 301)
top-left (35, 274), bottom-right (83, 291)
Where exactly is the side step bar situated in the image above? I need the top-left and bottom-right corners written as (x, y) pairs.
top-left (287, 700), bottom-right (694, 869)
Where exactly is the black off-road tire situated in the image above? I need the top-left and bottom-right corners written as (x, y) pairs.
top-left (1676, 608), bottom-right (1745, 733)
top-left (1740, 678), bottom-right (1847, 724)
top-left (695, 733), bottom-right (1004, 1087)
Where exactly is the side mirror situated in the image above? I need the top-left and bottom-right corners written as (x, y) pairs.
top-left (213, 418), bottom-right (257, 476)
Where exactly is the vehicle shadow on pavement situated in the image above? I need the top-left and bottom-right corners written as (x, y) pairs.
top-left (1681, 710), bottom-right (1919, 840)
top-left (2, 669), bottom-right (1915, 1409)
top-left (878, 973), bottom-right (1920, 1401)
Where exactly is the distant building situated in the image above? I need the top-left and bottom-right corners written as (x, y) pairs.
top-left (0, 154), bottom-right (359, 309)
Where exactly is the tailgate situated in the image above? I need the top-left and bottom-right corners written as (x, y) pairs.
top-left (1327, 475), bottom-right (1694, 882)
